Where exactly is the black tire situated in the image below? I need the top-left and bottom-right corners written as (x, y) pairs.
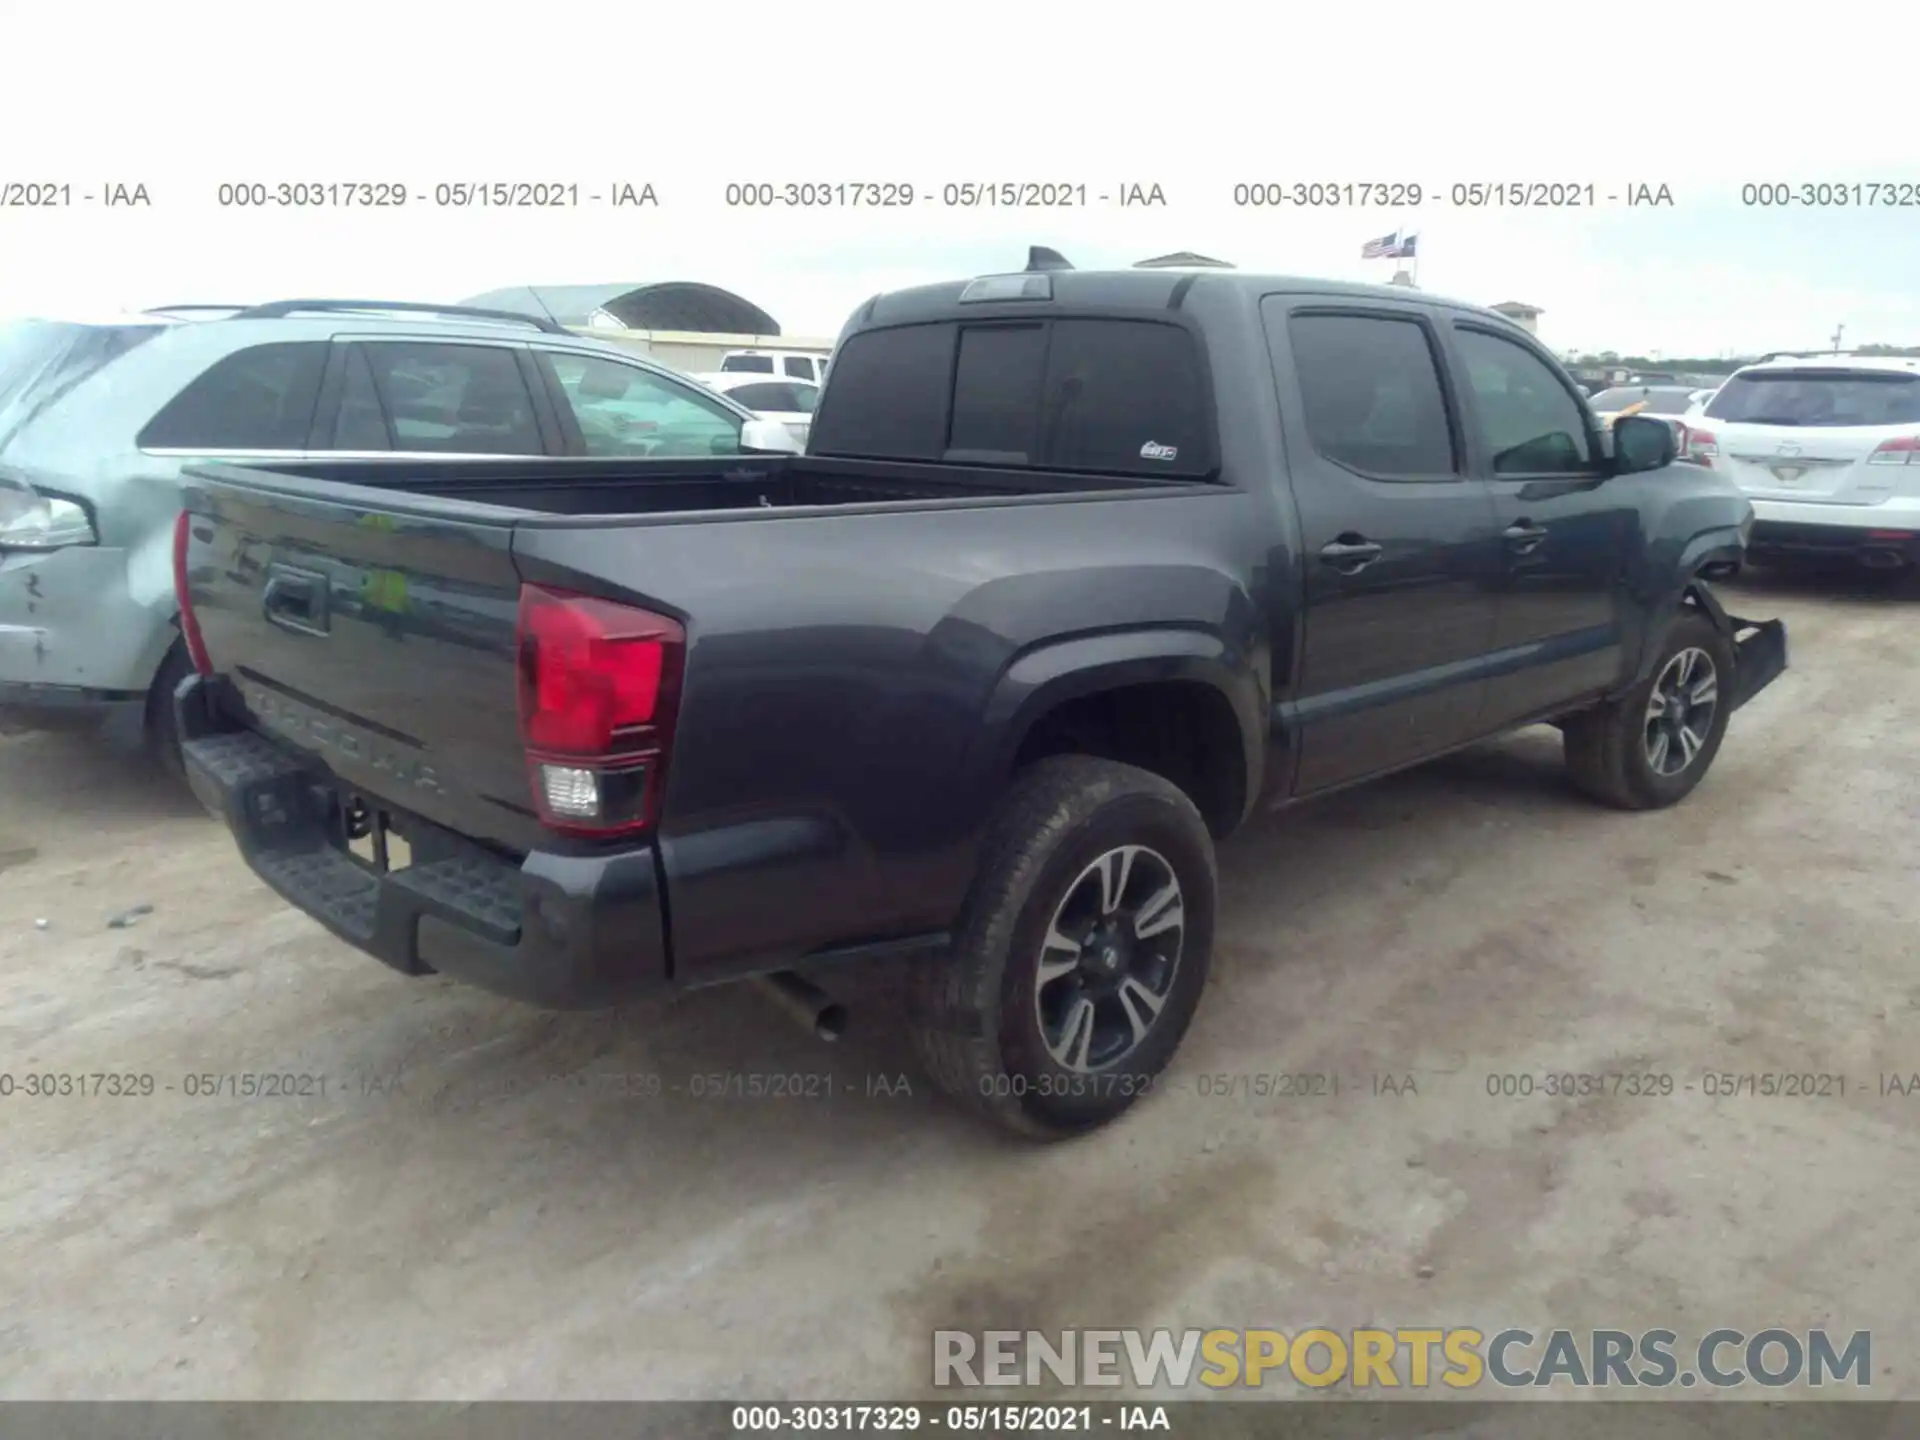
top-left (144, 640), bottom-right (196, 781)
top-left (906, 756), bottom-right (1217, 1139)
top-left (1563, 610), bottom-right (1734, 810)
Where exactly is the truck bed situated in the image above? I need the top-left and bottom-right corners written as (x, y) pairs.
top-left (198, 454), bottom-right (1180, 520)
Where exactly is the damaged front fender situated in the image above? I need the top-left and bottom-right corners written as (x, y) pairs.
top-left (1686, 582), bottom-right (1788, 713)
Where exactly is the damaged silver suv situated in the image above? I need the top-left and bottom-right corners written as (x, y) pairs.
top-left (0, 300), bottom-right (773, 770)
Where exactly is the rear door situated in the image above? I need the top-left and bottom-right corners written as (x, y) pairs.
top-left (1262, 299), bottom-right (1504, 794)
top-left (1699, 367), bottom-right (1920, 505)
top-left (1446, 322), bottom-right (1634, 725)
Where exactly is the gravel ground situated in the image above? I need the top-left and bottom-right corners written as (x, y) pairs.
top-left (1, 571), bottom-right (1916, 1403)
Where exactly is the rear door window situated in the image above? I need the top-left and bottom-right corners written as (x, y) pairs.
top-left (781, 355), bottom-right (817, 381)
top-left (1704, 370), bottom-right (1920, 427)
top-left (137, 341), bottom-right (328, 450)
top-left (356, 342), bottom-right (544, 455)
top-left (1286, 312), bottom-right (1457, 478)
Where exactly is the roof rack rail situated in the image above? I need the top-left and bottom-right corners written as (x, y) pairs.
top-left (1755, 349), bottom-right (1877, 363)
top-left (144, 304), bottom-right (253, 315)
top-left (231, 299), bottom-right (570, 334)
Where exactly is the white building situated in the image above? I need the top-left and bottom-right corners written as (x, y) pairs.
top-left (1490, 301), bottom-right (1544, 335)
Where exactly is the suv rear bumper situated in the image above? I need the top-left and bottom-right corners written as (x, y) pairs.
top-left (176, 676), bottom-right (671, 1009)
top-left (1747, 518), bottom-right (1920, 567)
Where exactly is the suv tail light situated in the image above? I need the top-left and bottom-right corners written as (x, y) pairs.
top-left (171, 510), bottom-right (214, 676)
top-left (1867, 434), bottom-right (1920, 465)
top-left (515, 584), bottom-right (685, 838)
top-left (1680, 427), bottom-right (1718, 466)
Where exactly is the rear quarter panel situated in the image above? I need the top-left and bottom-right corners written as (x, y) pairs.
top-left (512, 487), bottom-right (1274, 984)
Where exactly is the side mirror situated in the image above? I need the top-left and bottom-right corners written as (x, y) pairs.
top-left (739, 418), bottom-right (802, 455)
top-left (1612, 414), bottom-right (1677, 475)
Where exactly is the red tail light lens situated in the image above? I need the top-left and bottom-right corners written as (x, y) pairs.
top-left (1867, 434), bottom-right (1920, 465)
top-left (1680, 427), bottom-right (1718, 465)
top-left (516, 584), bottom-right (685, 836)
top-left (171, 510), bottom-right (214, 676)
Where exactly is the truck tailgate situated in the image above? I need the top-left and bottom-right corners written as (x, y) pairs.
top-left (183, 468), bottom-right (540, 853)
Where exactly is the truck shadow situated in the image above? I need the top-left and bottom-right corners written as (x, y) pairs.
top-left (317, 727), bottom-right (1589, 1172)
top-left (0, 728), bottom-right (206, 825)
top-left (1725, 562), bottom-right (1920, 606)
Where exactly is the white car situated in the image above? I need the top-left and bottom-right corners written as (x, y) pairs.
top-left (1680, 354), bottom-right (1920, 571)
top-left (1588, 384), bottom-right (1699, 446)
top-left (693, 371), bottom-right (820, 448)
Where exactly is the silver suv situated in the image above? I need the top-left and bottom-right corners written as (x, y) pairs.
top-left (0, 300), bottom-right (770, 768)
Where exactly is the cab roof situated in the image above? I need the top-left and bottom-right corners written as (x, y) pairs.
top-left (853, 267), bottom-right (1525, 331)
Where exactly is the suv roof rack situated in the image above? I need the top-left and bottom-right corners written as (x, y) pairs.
top-left (231, 299), bottom-right (570, 335)
top-left (1754, 349), bottom-right (1883, 364)
top-left (144, 304), bottom-right (253, 316)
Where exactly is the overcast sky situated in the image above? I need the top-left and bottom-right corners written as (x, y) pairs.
top-left (4, 0), bottom-right (1913, 359)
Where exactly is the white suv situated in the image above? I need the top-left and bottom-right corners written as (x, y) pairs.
top-left (1681, 354), bottom-right (1920, 571)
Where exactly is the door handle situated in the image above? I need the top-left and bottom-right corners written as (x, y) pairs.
top-left (1503, 521), bottom-right (1549, 554)
top-left (262, 565), bottom-right (331, 637)
top-left (1319, 537), bottom-right (1384, 573)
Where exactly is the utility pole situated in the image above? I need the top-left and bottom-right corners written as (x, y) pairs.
top-left (1831, 323), bottom-right (1845, 353)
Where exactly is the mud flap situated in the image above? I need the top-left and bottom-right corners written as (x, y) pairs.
top-left (1689, 584), bottom-right (1788, 713)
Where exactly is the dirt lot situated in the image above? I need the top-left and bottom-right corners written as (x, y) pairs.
top-left (1, 572), bottom-right (1916, 1403)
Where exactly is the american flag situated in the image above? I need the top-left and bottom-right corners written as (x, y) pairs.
top-left (1361, 231), bottom-right (1400, 259)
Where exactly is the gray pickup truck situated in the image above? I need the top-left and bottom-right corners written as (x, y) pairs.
top-left (173, 259), bottom-right (1786, 1137)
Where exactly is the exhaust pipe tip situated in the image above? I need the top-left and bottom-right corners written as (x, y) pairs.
top-left (753, 970), bottom-right (847, 1042)
top-left (1862, 549), bottom-right (1906, 571)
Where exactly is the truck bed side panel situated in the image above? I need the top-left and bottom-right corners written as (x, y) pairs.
top-left (511, 487), bottom-right (1270, 983)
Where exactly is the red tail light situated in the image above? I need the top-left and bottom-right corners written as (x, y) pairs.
top-left (171, 510), bottom-right (214, 676)
top-left (1680, 427), bottom-right (1718, 466)
top-left (515, 584), bottom-right (685, 837)
top-left (1867, 434), bottom-right (1920, 465)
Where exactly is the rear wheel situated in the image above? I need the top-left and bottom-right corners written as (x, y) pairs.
top-left (907, 756), bottom-right (1216, 1139)
top-left (144, 640), bottom-right (196, 781)
top-left (1563, 611), bottom-right (1733, 810)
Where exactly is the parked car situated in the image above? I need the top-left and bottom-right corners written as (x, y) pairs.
top-left (719, 348), bottom-right (830, 385)
top-left (1679, 354), bottom-right (1920, 571)
top-left (172, 262), bottom-right (1786, 1137)
top-left (1588, 384), bottom-right (1700, 447)
top-left (0, 299), bottom-right (788, 770)
top-left (693, 371), bottom-right (819, 447)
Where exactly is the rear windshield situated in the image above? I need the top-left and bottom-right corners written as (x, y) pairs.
top-left (721, 355), bottom-right (776, 373)
top-left (1704, 370), bottom-right (1920, 427)
top-left (810, 317), bottom-right (1213, 479)
top-left (1590, 386), bottom-right (1695, 415)
top-left (0, 319), bottom-right (163, 449)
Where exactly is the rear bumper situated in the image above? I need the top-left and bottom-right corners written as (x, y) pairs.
top-left (1747, 502), bottom-right (1920, 566)
top-left (176, 675), bottom-right (670, 1009)
top-left (1748, 521), bottom-right (1920, 566)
